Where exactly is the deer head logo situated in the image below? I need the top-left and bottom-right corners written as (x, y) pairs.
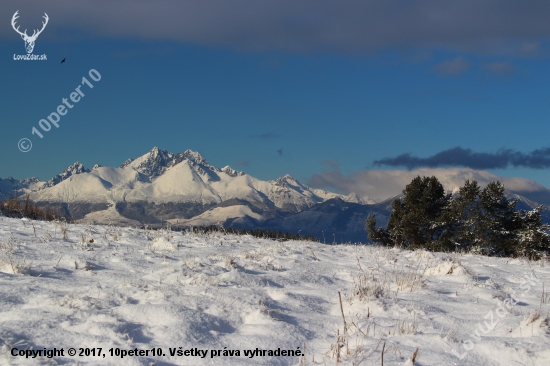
top-left (11, 11), bottom-right (49, 54)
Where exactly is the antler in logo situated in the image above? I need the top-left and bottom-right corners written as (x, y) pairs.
top-left (11, 10), bottom-right (49, 54)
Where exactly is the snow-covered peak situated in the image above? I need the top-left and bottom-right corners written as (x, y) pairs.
top-left (271, 174), bottom-right (300, 188)
top-left (120, 158), bottom-right (134, 169)
top-left (43, 162), bottom-right (90, 188)
top-left (272, 174), bottom-right (375, 205)
top-left (342, 192), bottom-right (377, 205)
top-left (0, 176), bottom-right (45, 197)
top-left (20, 177), bottom-right (41, 185)
top-left (181, 149), bottom-right (208, 166)
top-left (121, 147), bottom-right (214, 180)
top-left (221, 166), bottom-right (240, 177)
top-left (67, 162), bottom-right (88, 174)
top-left (122, 147), bottom-right (179, 179)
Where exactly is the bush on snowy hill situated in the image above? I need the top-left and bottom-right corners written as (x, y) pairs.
top-left (0, 193), bottom-right (66, 221)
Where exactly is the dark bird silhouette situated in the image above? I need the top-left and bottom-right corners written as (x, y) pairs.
top-left (277, 148), bottom-right (283, 156)
top-left (61, 58), bottom-right (66, 64)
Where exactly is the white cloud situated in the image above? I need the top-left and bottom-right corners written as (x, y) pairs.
top-left (310, 167), bottom-right (549, 203)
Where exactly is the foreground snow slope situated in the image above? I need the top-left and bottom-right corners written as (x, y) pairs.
top-left (0, 217), bottom-right (548, 365)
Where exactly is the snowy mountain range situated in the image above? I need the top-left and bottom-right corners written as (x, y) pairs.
top-left (1, 146), bottom-right (548, 243)
top-left (0, 147), bottom-right (378, 241)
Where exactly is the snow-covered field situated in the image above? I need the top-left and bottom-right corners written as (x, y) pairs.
top-left (0, 217), bottom-right (548, 365)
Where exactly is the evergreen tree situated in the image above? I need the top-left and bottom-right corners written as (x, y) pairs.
top-left (364, 176), bottom-right (550, 258)
top-left (517, 205), bottom-right (550, 259)
top-left (386, 197), bottom-right (406, 245)
top-left (478, 181), bottom-right (521, 255)
top-left (449, 180), bottom-right (482, 250)
top-left (387, 176), bottom-right (450, 247)
top-left (365, 214), bottom-right (391, 245)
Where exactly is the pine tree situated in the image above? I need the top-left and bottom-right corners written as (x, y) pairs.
top-left (387, 197), bottom-right (406, 245)
top-left (365, 214), bottom-right (391, 245)
top-left (517, 205), bottom-right (550, 259)
top-left (449, 180), bottom-right (482, 250)
top-left (387, 176), bottom-right (450, 247)
top-left (478, 181), bottom-right (521, 255)
top-left (364, 176), bottom-right (550, 257)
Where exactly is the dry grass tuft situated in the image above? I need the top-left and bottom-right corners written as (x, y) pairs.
top-left (353, 272), bottom-right (389, 300)
top-left (412, 347), bottom-right (419, 364)
top-left (524, 310), bottom-right (540, 326)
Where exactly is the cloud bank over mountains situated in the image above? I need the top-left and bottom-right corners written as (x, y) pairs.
top-left (310, 167), bottom-right (550, 205)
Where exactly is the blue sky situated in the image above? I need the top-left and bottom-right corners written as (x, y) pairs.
top-left (2, 1), bottom-right (550, 201)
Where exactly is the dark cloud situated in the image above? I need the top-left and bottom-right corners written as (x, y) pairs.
top-left (258, 133), bottom-right (280, 139)
top-left (235, 160), bottom-right (249, 166)
top-left (322, 159), bottom-right (339, 169)
top-left (3, 1), bottom-right (550, 55)
top-left (484, 61), bottom-right (515, 76)
top-left (431, 56), bottom-right (471, 76)
top-left (373, 146), bottom-right (550, 170)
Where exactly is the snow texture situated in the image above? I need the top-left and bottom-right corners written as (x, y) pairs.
top-left (0, 216), bottom-right (548, 365)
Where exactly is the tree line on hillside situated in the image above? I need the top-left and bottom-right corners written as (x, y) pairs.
top-left (181, 225), bottom-right (319, 242)
top-left (366, 176), bottom-right (550, 258)
top-left (0, 193), bottom-right (66, 221)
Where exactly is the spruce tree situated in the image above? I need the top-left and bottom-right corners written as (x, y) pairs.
top-left (387, 197), bottom-right (406, 245)
top-left (449, 180), bottom-right (482, 250)
top-left (387, 176), bottom-right (450, 247)
top-left (366, 214), bottom-right (391, 245)
top-left (478, 181), bottom-right (521, 255)
top-left (517, 205), bottom-right (550, 259)
top-left (364, 176), bottom-right (550, 257)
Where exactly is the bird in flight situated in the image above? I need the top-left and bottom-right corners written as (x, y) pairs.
top-left (61, 58), bottom-right (66, 64)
